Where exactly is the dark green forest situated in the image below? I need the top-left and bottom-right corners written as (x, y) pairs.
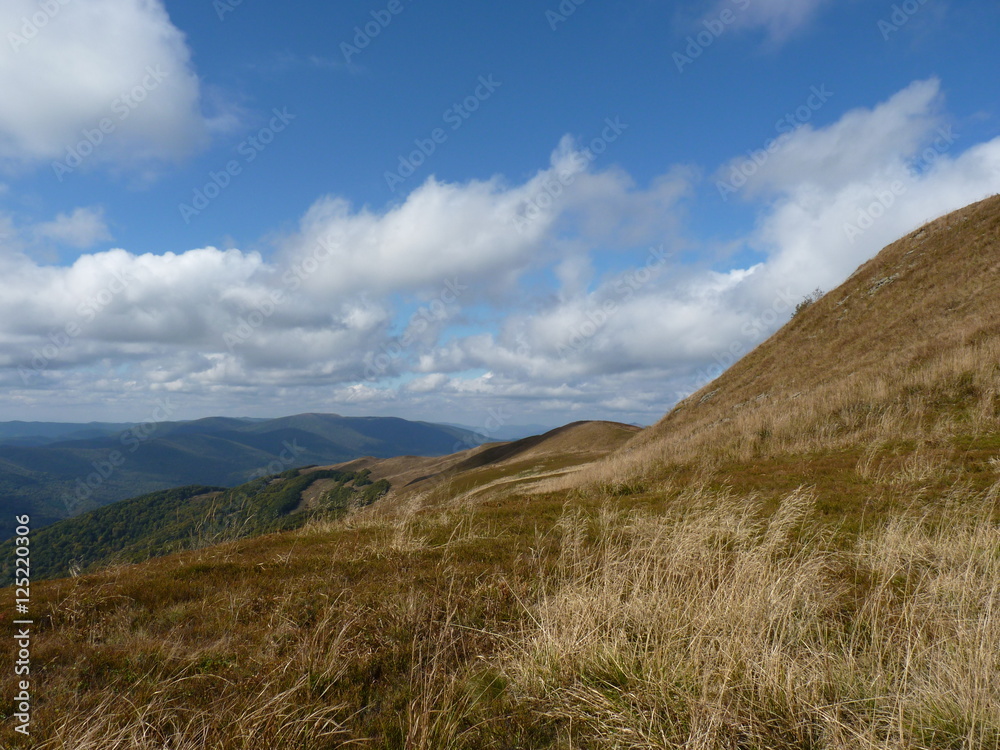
top-left (2, 467), bottom-right (390, 582)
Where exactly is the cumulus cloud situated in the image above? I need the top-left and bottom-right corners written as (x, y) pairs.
top-left (0, 0), bottom-right (211, 169)
top-left (717, 79), bottom-right (946, 198)
top-left (0, 137), bottom-right (691, 411)
top-left (395, 79), bottom-right (1000, 409)
top-left (278, 138), bottom-right (691, 300)
top-left (733, 79), bottom-right (1000, 297)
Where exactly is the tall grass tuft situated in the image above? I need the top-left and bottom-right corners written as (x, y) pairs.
top-left (503, 484), bottom-right (1000, 749)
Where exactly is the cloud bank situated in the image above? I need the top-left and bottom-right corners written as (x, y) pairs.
top-left (1, 80), bottom-right (999, 424)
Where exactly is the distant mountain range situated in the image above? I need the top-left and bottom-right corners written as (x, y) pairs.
top-left (0, 413), bottom-right (483, 538)
top-left (440, 422), bottom-right (561, 442)
top-left (7, 420), bottom-right (639, 583)
top-left (0, 421), bottom-right (137, 447)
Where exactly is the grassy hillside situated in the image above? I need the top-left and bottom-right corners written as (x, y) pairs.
top-left (338, 420), bottom-right (642, 498)
top-left (543, 194), bottom-right (1000, 498)
top-left (2, 199), bottom-right (999, 748)
top-left (2, 420), bottom-right (633, 584)
top-left (4, 471), bottom-right (996, 748)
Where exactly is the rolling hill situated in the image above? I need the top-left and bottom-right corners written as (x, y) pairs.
top-left (336, 420), bottom-right (642, 496)
top-left (3, 465), bottom-right (390, 581)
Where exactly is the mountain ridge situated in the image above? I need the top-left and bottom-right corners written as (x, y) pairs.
top-left (0, 413), bottom-right (484, 537)
top-left (5, 420), bottom-right (639, 581)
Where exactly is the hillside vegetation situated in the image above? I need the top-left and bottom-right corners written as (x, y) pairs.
top-left (0, 420), bottom-right (634, 585)
top-left (0, 413), bottom-right (481, 538)
top-left (340, 420), bottom-right (642, 499)
top-left (2, 467), bottom-right (389, 582)
top-left (1, 196), bottom-right (999, 749)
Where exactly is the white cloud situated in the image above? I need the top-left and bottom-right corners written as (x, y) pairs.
top-left (735, 80), bottom-right (1000, 298)
top-left (0, 0), bottom-right (210, 168)
top-left (280, 138), bottom-right (691, 298)
top-left (32, 207), bottom-right (112, 248)
top-left (718, 79), bottom-right (946, 198)
top-left (2, 80), bottom-right (999, 425)
top-left (404, 373), bottom-right (448, 394)
top-left (0, 136), bottom-right (693, 421)
top-left (395, 79), bottom-right (1000, 408)
top-left (714, 0), bottom-right (829, 43)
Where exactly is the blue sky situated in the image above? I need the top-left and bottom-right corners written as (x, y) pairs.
top-left (1, 0), bottom-right (999, 430)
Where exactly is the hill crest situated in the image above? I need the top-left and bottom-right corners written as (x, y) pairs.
top-left (611, 193), bottom-right (1000, 472)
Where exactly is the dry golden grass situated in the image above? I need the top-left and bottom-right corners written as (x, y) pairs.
top-left (7, 470), bottom-right (1000, 749)
top-left (330, 420), bottom-right (640, 503)
top-left (504, 483), bottom-right (1000, 749)
top-left (34, 671), bottom-right (352, 749)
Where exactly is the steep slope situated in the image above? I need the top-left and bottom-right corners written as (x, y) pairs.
top-left (618, 194), bottom-right (1000, 469)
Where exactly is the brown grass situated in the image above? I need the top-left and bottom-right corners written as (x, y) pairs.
top-left (8, 476), bottom-right (999, 748)
top-left (503, 483), bottom-right (1000, 749)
